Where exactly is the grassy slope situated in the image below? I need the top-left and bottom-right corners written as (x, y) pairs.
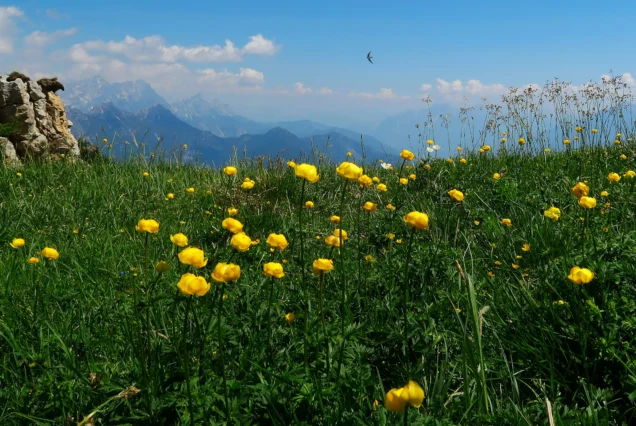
top-left (1, 143), bottom-right (636, 425)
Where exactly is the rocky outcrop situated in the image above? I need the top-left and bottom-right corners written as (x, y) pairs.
top-left (0, 73), bottom-right (79, 165)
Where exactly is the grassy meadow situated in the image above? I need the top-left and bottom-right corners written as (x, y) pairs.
top-left (2, 79), bottom-right (636, 425)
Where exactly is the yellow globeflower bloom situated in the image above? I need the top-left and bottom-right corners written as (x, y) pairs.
top-left (426, 139), bottom-right (434, 145)
top-left (448, 189), bottom-right (464, 202)
top-left (166, 193), bottom-right (175, 200)
top-left (142, 171), bottom-right (149, 177)
top-left (363, 201), bottom-right (377, 212)
top-left (544, 207), bottom-right (561, 221)
top-left (325, 235), bottom-right (342, 248)
top-left (500, 218), bottom-right (512, 227)
top-left (386, 203), bottom-right (396, 211)
top-left (27, 257), bottom-right (39, 264)
top-left (400, 149), bottom-right (415, 161)
top-left (177, 273), bottom-right (211, 296)
top-left (403, 211), bottom-right (429, 230)
top-left (330, 215), bottom-right (341, 224)
top-left (372, 176), bottom-right (380, 183)
top-left (578, 196), bottom-right (597, 209)
top-left (263, 262), bottom-right (285, 278)
top-left (571, 182), bottom-right (589, 199)
top-left (295, 163), bottom-right (320, 183)
top-left (358, 174), bottom-right (373, 187)
top-left (333, 229), bottom-right (348, 240)
top-left (266, 233), bottom-right (289, 251)
top-left (155, 261), bottom-right (170, 273)
top-left (400, 178), bottom-right (408, 185)
top-left (10, 238), bottom-right (25, 249)
top-left (178, 247), bottom-right (208, 268)
top-left (377, 183), bottom-right (387, 192)
top-left (563, 139), bottom-right (570, 145)
top-left (285, 312), bottom-right (296, 324)
top-left (409, 174), bottom-right (416, 180)
top-left (231, 232), bottom-right (253, 252)
top-left (41, 247), bottom-right (60, 260)
top-left (607, 172), bottom-right (621, 183)
top-left (241, 179), bottom-right (255, 190)
top-left (136, 218), bottom-right (159, 233)
top-left (493, 173), bottom-right (501, 180)
top-left (170, 233), bottom-right (188, 247)
top-left (600, 191), bottom-right (609, 197)
top-left (222, 218), bottom-right (244, 234)
top-left (424, 164), bottom-right (431, 171)
top-left (312, 258), bottom-right (334, 274)
top-left (211, 262), bottom-right (241, 282)
top-left (624, 170), bottom-right (636, 178)
top-left (459, 158), bottom-right (467, 164)
top-left (568, 266), bottom-right (594, 284)
top-left (518, 137), bottom-right (525, 145)
top-left (384, 388), bottom-right (408, 412)
top-left (227, 207), bottom-right (238, 216)
top-left (620, 154), bottom-right (627, 160)
top-left (403, 380), bottom-right (425, 408)
top-left (336, 161), bottom-right (363, 180)
top-left (305, 201), bottom-right (315, 208)
top-left (522, 243), bottom-right (530, 252)
top-left (186, 187), bottom-right (195, 193)
top-left (482, 145), bottom-right (491, 152)
top-left (223, 166), bottom-right (237, 175)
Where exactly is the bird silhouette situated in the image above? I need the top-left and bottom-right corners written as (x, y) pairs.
top-left (367, 51), bottom-right (373, 64)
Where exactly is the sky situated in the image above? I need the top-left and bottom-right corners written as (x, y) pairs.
top-left (2, 0), bottom-right (636, 130)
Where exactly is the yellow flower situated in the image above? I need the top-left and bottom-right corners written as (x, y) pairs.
top-left (373, 400), bottom-right (379, 411)
top-left (377, 183), bottom-right (387, 192)
top-left (178, 247), bottom-right (208, 268)
top-left (400, 149), bottom-right (415, 161)
top-left (211, 262), bottom-right (241, 282)
top-left (460, 158), bottom-right (467, 164)
top-left (223, 166), bottom-right (237, 175)
top-left (263, 262), bottom-right (285, 278)
top-left (403, 211), bottom-right (429, 230)
top-left (365, 255), bottom-right (375, 262)
top-left (363, 201), bottom-right (377, 212)
top-left (155, 261), bottom-right (170, 273)
top-left (285, 312), bottom-right (296, 324)
top-left (305, 201), bottom-right (315, 209)
top-left (568, 266), bottom-right (594, 284)
top-left (170, 233), bottom-right (188, 247)
top-left (578, 196), bottom-right (597, 209)
top-left (474, 220), bottom-right (480, 225)
top-left (27, 257), bottom-right (39, 264)
top-left (9, 238), bottom-right (25, 249)
top-left (500, 218), bottom-right (512, 227)
top-left (227, 207), bottom-right (238, 216)
top-left (571, 182), bottom-right (589, 199)
top-left (456, 307), bottom-right (462, 313)
top-left (522, 243), bottom-right (530, 252)
top-left (457, 147), bottom-right (463, 151)
top-left (384, 388), bottom-right (408, 412)
top-left (399, 178), bottom-right (408, 185)
top-left (478, 148), bottom-right (485, 153)
top-left (358, 174), bottom-right (373, 187)
top-left (183, 144), bottom-right (188, 149)
top-left (222, 218), bottom-right (244, 234)
top-left (615, 139), bottom-right (621, 145)
top-left (42, 247), bottom-right (60, 260)
top-left (424, 164), bottom-right (431, 171)
top-left (544, 148), bottom-right (551, 153)
top-left (136, 218), bottom-right (160, 233)
top-left (512, 263), bottom-right (520, 269)
top-left (620, 154), bottom-right (627, 160)
top-left (493, 173), bottom-right (501, 180)
top-left (186, 187), bottom-right (195, 193)
top-left (312, 258), bottom-right (334, 274)
top-left (518, 137), bottom-right (525, 145)
top-left (403, 380), bottom-right (425, 408)
top-left (325, 235), bottom-right (342, 248)
top-left (608, 172), bottom-right (621, 183)
top-left (426, 139), bottom-right (434, 145)
top-left (387, 233), bottom-right (395, 240)
top-left (409, 174), bottom-right (416, 180)
top-left (624, 170), bottom-right (636, 179)
top-left (330, 215), bottom-right (341, 224)
top-left (231, 232), bottom-right (253, 252)
top-left (372, 176), bottom-right (380, 183)
top-left (617, 132), bottom-right (622, 138)
top-left (386, 203), bottom-right (396, 211)
top-left (267, 233), bottom-right (289, 251)
top-left (600, 191), bottom-right (609, 197)
top-left (295, 163), bottom-right (320, 183)
top-left (287, 160), bottom-right (297, 168)
top-left (448, 189), bottom-right (464, 202)
top-left (336, 161), bottom-right (363, 180)
top-left (177, 273), bottom-right (211, 296)
top-left (346, 151), bottom-right (352, 157)
top-left (482, 145), bottom-right (491, 152)
top-left (142, 171), bottom-right (149, 177)
top-left (446, 158), bottom-right (453, 164)
top-left (592, 128), bottom-right (598, 133)
top-left (563, 139), bottom-right (570, 145)
top-left (241, 179), bottom-right (255, 190)
top-left (575, 126), bottom-right (582, 133)
top-left (494, 260), bottom-right (502, 266)
top-left (333, 229), bottom-right (348, 241)
top-left (166, 193), bottom-right (175, 200)
top-left (544, 207), bottom-right (561, 221)
top-left (487, 271), bottom-right (495, 278)
top-left (102, 138), bottom-right (108, 144)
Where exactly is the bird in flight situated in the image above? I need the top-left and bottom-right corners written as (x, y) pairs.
top-left (367, 51), bottom-right (373, 64)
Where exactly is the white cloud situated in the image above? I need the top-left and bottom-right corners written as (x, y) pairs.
top-left (0, 6), bottom-right (24, 54)
top-left (294, 82), bottom-right (312, 94)
top-left (420, 83), bottom-right (432, 92)
top-left (24, 28), bottom-right (77, 48)
top-left (348, 88), bottom-right (409, 100)
top-left (319, 87), bottom-right (333, 95)
top-left (242, 34), bottom-right (280, 55)
top-left (73, 34), bottom-right (279, 64)
top-left (46, 9), bottom-right (71, 19)
top-left (199, 67), bottom-right (264, 85)
top-left (601, 72), bottom-right (635, 86)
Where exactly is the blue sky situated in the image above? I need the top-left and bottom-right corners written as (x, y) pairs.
top-left (3, 0), bottom-right (636, 128)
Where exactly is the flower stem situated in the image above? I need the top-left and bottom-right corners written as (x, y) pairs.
top-left (266, 277), bottom-right (275, 366)
top-left (217, 282), bottom-right (230, 420)
top-left (402, 228), bottom-right (416, 362)
top-left (182, 297), bottom-right (195, 422)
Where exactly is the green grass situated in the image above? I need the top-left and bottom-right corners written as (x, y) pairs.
top-left (1, 136), bottom-right (636, 425)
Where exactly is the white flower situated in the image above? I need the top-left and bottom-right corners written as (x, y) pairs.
top-left (381, 163), bottom-right (392, 170)
top-left (426, 147), bottom-right (434, 153)
top-left (433, 145), bottom-right (440, 151)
